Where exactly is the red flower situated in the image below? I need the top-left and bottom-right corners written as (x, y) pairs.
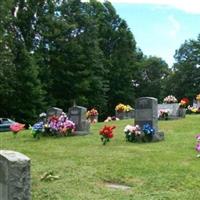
top-left (180, 97), bottom-right (189, 108)
top-left (99, 125), bottom-right (116, 145)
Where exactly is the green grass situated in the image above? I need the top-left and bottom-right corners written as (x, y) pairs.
top-left (1, 115), bottom-right (200, 200)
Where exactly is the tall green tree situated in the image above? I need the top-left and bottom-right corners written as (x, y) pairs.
top-left (9, 0), bottom-right (46, 123)
top-left (133, 56), bottom-right (170, 102)
top-left (89, 0), bottom-right (138, 114)
top-left (166, 35), bottom-right (200, 101)
top-left (0, 1), bottom-right (17, 117)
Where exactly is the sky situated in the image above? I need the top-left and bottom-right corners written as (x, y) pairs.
top-left (94, 0), bottom-right (200, 67)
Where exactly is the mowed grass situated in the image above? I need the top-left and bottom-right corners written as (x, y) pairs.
top-left (1, 115), bottom-right (200, 200)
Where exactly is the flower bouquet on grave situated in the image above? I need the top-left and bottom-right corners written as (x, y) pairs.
top-left (142, 124), bottom-right (155, 142)
top-left (179, 98), bottom-right (189, 108)
top-left (61, 120), bottom-right (76, 136)
top-left (195, 134), bottom-right (200, 158)
top-left (10, 123), bottom-right (25, 137)
top-left (115, 103), bottom-right (127, 112)
top-left (159, 109), bottom-right (170, 120)
top-left (124, 124), bottom-right (141, 142)
top-left (32, 121), bottom-right (44, 139)
top-left (99, 125), bottom-right (116, 145)
top-left (187, 106), bottom-right (200, 114)
top-left (163, 95), bottom-right (177, 104)
top-left (86, 108), bottom-right (98, 123)
top-left (115, 103), bottom-right (133, 112)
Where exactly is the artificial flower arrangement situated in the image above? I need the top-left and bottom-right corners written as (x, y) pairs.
top-left (99, 125), bottom-right (116, 145)
top-left (187, 106), bottom-right (200, 114)
top-left (179, 97), bottom-right (189, 108)
top-left (104, 116), bottom-right (120, 122)
top-left (124, 123), bottom-right (155, 142)
top-left (195, 134), bottom-right (200, 157)
top-left (158, 109), bottom-right (170, 120)
top-left (86, 108), bottom-right (99, 123)
top-left (10, 123), bottom-right (25, 137)
top-left (163, 95), bottom-right (177, 104)
top-left (115, 103), bottom-right (133, 112)
top-left (196, 94), bottom-right (200, 101)
top-left (124, 124), bottom-right (141, 142)
top-left (32, 112), bottom-right (75, 139)
top-left (86, 108), bottom-right (98, 117)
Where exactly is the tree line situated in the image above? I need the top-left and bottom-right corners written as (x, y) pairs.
top-left (0, 0), bottom-right (199, 123)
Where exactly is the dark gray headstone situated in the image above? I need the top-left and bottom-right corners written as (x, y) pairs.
top-left (47, 107), bottom-right (63, 117)
top-left (135, 97), bottom-right (158, 132)
top-left (0, 150), bottom-right (31, 200)
top-left (68, 106), bottom-right (90, 134)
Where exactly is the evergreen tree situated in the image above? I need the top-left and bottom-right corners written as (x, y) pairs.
top-left (89, 0), bottom-right (138, 115)
top-left (0, 1), bottom-right (17, 117)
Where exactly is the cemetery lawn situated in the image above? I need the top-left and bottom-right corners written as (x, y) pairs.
top-left (1, 115), bottom-right (200, 200)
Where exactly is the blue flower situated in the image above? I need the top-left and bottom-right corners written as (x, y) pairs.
top-left (32, 121), bottom-right (44, 132)
top-left (143, 124), bottom-right (155, 135)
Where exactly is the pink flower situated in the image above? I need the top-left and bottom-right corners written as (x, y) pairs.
top-left (196, 143), bottom-right (200, 152)
top-left (196, 134), bottom-right (200, 141)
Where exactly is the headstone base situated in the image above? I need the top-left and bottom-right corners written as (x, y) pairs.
top-left (74, 131), bottom-right (90, 136)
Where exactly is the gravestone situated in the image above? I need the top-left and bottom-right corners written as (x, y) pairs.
top-left (135, 97), bottom-right (158, 132)
top-left (0, 150), bottom-right (31, 200)
top-left (68, 106), bottom-right (90, 135)
top-left (116, 110), bottom-right (135, 120)
top-left (47, 107), bottom-right (63, 118)
top-left (135, 97), bottom-right (164, 142)
top-left (158, 103), bottom-right (183, 119)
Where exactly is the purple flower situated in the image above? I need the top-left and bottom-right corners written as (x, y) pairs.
top-left (195, 143), bottom-right (200, 152)
top-left (196, 134), bottom-right (200, 141)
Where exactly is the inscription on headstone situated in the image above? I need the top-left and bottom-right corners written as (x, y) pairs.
top-left (0, 150), bottom-right (31, 200)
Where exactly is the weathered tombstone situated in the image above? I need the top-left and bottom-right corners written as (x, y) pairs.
top-left (47, 107), bottom-right (63, 118)
top-left (135, 97), bottom-right (164, 142)
top-left (68, 106), bottom-right (90, 135)
top-left (0, 150), bottom-right (31, 200)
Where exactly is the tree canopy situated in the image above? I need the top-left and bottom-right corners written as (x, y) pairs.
top-left (3, 0), bottom-right (199, 122)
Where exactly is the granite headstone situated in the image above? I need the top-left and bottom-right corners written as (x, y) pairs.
top-left (135, 97), bottom-right (158, 132)
top-left (47, 107), bottom-right (63, 118)
top-left (135, 97), bottom-right (164, 142)
top-left (68, 106), bottom-right (90, 135)
top-left (158, 103), bottom-right (184, 119)
top-left (0, 150), bottom-right (31, 200)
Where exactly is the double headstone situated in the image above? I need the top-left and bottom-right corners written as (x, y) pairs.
top-left (135, 97), bottom-right (164, 142)
top-left (68, 106), bottom-right (90, 135)
top-left (158, 103), bottom-right (185, 119)
top-left (0, 150), bottom-right (31, 200)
